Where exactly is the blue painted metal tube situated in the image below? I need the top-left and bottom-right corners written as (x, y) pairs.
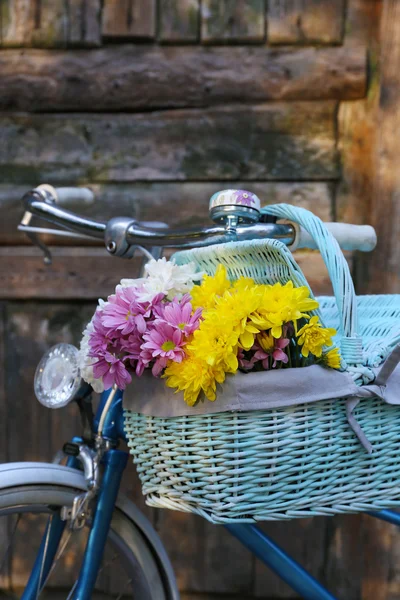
top-left (21, 455), bottom-right (80, 600)
top-left (94, 389), bottom-right (127, 444)
top-left (71, 449), bottom-right (128, 600)
top-left (225, 524), bottom-right (337, 600)
top-left (21, 512), bottom-right (66, 600)
top-left (368, 509), bottom-right (400, 526)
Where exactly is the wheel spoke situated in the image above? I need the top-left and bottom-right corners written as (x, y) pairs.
top-left (36, 516), bottom-right (53, 599)
top-left (0, 514), bottom-right (21, 576)
top-left (40, 530), bottom-right (72, 590)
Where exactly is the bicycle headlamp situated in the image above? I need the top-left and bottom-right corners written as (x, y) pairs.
top-left (34, 343), bottom-right (81, 408)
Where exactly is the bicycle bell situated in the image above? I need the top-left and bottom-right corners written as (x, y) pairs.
top-left (209, 189), bottom-right (261, 227)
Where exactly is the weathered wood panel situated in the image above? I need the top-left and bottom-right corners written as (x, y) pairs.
top-left (0, 247), bottom-right (348, 300)
top-left (0, 103), bottom-right (339, 183)
top-left (201, 0), bottom-right (265, 43)
top-left (67, 0), bottom-right (102, 47)
top-left (157, 511), bottom-right (253, 595)
top-left (268, 0), bottom-right (345, 44)
top-left (0, 45), bottom-right (366, 112)
top-left (0, 0), bottom-right (35, 46)
top-left (0, 302), bottom-right (9, 589)
top-left (102, 0), bottom-right (155, 39)
top-left (0, 0), bottom-right (101, 47)
top-left (0, 181), bottom-right (334, 245)
top-left (159, 0), bottom-right (200, 42)
top-left (254, 518), bottom-right (328, 597)
top-left (324, 514), bottom-right (363, 600)
top-left (362, 0), bottom-right (400, 295)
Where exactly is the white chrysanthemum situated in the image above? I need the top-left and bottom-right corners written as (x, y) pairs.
top-left (78, 315), bottom-right (104, 394)
top-left (121, 258), bottom-right (202, 301)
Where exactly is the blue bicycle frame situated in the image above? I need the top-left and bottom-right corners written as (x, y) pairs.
top-left (22, 388), bottom-right (400, 600)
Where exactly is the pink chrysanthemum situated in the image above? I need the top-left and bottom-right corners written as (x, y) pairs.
top-left (93, 352), bottom-right (132, 390)
top-left (156, 295), bottom-right (202, 336)
top-left (141, 323), bottom-right (185, 363)
top-left (253, 337), bottom-right (290, 369)
top-left (102, 288), bottom-right (164, 336)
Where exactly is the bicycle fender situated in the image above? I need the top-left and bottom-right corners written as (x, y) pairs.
top-left (0, 462), bottom-right (179, 600)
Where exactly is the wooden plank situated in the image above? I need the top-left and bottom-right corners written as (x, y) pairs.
top-left (324, 515), bottom-right (363, 600)
top-left (361, 514), bottom-right (392, 600)
top-left (255, 518), bottom-right (328, 598)
top-left (0, 45), bottom-right (366, 112)
top-left (0, 0), bottom-right (35, 46)
top-left (0, 247), bottom-right (142, 300)
top-left (159, 0), bottom-right (200, 42)
top-left (30, 0), bottom-right (69, 48)
top-left (0, 246), bottom-right (349, 300)
top-left (102, 0), bottom-right (155, 39)
top-left (268, 0), bottom-right (345, 44)
top-left (156, 511), bottom-right (253, 595)
top-left (66, 0), bottom-right (101, 47)
top-left (0, 0), bottom-right (101, 47)
top-left (0, 103), bottom-right (339, 183)
top-left (201, 0), bottom-right (265, 43)
top-left (0, 181), bottom-right (334, 245)
top-left (361, 0), bottom-right (400, 295)
top-left (0, 302), bottom-right (10, 590)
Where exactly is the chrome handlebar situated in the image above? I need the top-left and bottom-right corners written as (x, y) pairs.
top-left (19, 185), bottom-right (296, 263)
top-left (19, 185), bottom-right (377, 265)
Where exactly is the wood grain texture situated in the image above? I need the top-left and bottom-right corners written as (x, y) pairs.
top-left (0, 0), bottom-right (101, 47)
top-left (0, 45), bottom-right (366, 112)
top-left (102, 0), bottom-right (155, 39)
top-left (363, 0), bottom-right (400, 294)
top-left (268, 0), bottom-right (345, 44)
top-left (156, 511), bottom-right (253, 595)
top-left (159, 0), bottom-right (200, 42)
top-left (254, 518), bottom-right (328, 598)
top-left (0, 0), bottom-right (35, 46)
top-left (0, 103), bottom-right (339, 183)
top-left (0, 247), bottom-right (348, 300)
top-left (0, 302), bottom-right (9, 589)
top-left (201, 0), bottom-right (265, 43)
top-left (66, 0), bottom-right (101, 47)
top-left (324, 515), bottom-right (363, 600)
top-left (0, 181), bottom-right (333, 245)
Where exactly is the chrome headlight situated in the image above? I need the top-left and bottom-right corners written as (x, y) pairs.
top-left (34, 343), bottom-right (81, 408)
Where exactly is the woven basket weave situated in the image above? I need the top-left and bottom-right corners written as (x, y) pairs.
top-left (124, 205), bottom-right (400, 523)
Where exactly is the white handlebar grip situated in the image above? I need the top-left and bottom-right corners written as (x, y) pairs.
top-left (55, 187), bottom-right (95, 205)
top-left (297, 222), bottom-right (377, 252)
top-left (35, 184), bottom-right (94, 206)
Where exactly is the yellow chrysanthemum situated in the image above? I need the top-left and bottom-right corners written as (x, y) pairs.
top-left (163, 353), bottom-right (225, 406)
top-left (191, 264), bottom-right (231, 311)
top-left (257, 331), bottom-right (275, 352)
top-left (250, 281), bottom-right (319, 338)
top-left (212, 283), bottom-right (262, 350)
top-left (297, 316), bottom-right (336, 358)
top-left (188, 313), bottom-right (239, 372)
top-left (322, 347), bottom-right (341, 370)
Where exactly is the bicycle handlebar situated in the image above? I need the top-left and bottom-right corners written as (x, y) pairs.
top-left (19, 185), bottom-right (377, 263)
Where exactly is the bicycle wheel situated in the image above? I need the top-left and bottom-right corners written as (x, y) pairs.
top-left (0, 484), bottom-right (169, 599)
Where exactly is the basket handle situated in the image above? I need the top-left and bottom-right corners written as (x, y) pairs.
top-left (261, 204), bottom-right (363, 366)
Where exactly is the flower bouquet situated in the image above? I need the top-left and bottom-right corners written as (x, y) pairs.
top-left (79, 258), bottom-right (341, 405)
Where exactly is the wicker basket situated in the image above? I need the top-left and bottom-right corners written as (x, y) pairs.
top-left (124, 205), bottom-right (400, 523)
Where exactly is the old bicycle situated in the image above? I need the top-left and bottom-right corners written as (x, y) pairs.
top-left (0, 184), bottom-right (397, 600)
